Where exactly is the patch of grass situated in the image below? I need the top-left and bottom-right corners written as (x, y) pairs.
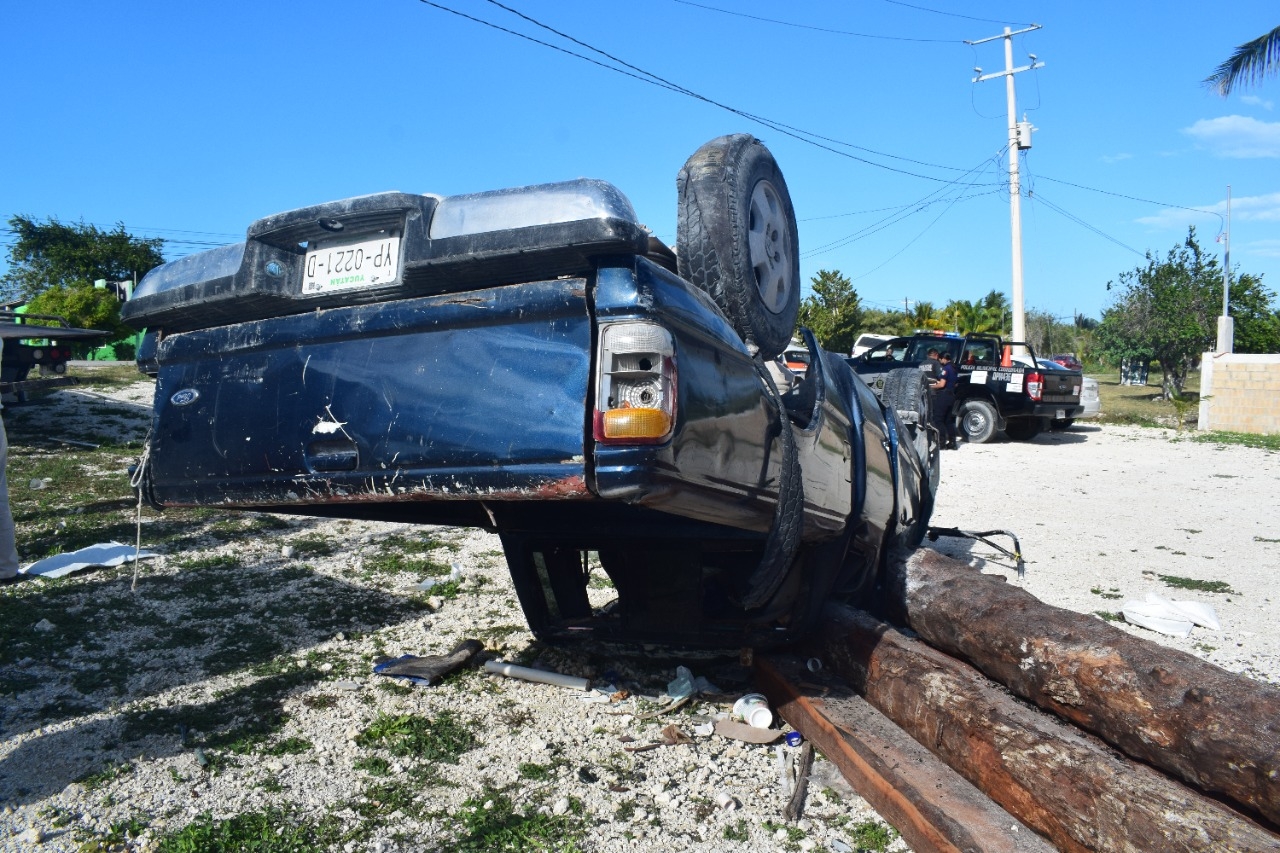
top-left (1158, 574), bottom-right (1237, 595)
top-left (1190, 430), bottom-right (1280, 451)
top-left (363, 551), bottom-right (453, 581)
top-left (154, 808), bottom-right (343, 853)
top-left (76, 760), bottom-right (134, 791)
top-left (1255, 536), bottom-right (1280, 543)
top-left (379, 533), bottom-right (446, 554)
top-left (454, 787), bottom-right (585, 853)
top-left (355, 711), bottom-right (479, 762)
top-left (264, 736), bottom-right (312, 756)
top-left (847, 819), bottom-right (898, 851)
top-left (76, 814), bottom-right (150, 851)
top-left (354, 756), bottom-right (392, 776)
top-left (763, 819), bottom-right (806, 844)
top-left (723, 819), bottom-right (749, 841)
top-left (1090, 586), bottom-right (1123, 600)
top-left (355, 779), bottom-right (424, 819)
top-left (518, 762), bottom-right (554, 781)
top-left (1094, 373), bottom-right (1198, 429)
top-left (285, 533), bottom-right (337, 558)
top-left (1093, 611), bottom-right (1123, 622)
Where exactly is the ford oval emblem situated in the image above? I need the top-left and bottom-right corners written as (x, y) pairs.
top-left (170, 388), bottom-right (200, 407)
top-left (265, 260), bottom-right (284, 278)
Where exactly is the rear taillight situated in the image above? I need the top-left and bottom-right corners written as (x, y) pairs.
top-left (1026, 371), bottom-right (1043, 402)
top-left (594, 322), bottom-right (676, 444)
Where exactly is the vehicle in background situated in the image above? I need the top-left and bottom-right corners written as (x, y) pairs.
top-left (850, 332), bottom-right (1084, 443)
top-left (1049, 353), bottom-right (1083, 371)
top-left (850, 332), bottom-right (897, 357)
top-left (782, 342), bottom-right (811, 377)
top-left (1017, 356), bottom-right (1097, 430)
top-left (0, 310), bottom-right (110, 402)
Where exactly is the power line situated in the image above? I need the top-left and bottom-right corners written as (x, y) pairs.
top-left (1027, 190), bottom-right (1145, 257)
top-left (1032, 175), bottom-right (1226, 229)
top-left (803, 150), bottom-right (1005, 257)
top-left (669, 0), bottom-right (960, 43)
top-left (418, 0), bottom-right (979, 182)
top-left (877, 0), bottom-right (1034, 27)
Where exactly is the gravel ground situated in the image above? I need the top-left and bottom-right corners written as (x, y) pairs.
top-left (0, 377), bottom-right (1276, 852)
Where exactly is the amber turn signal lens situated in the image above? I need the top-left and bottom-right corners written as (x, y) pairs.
top-left (601, 407), bottom-right (672, 440)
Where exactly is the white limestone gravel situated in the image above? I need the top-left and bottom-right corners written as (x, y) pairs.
top-left (0, 373), bottom-right (1276, 852)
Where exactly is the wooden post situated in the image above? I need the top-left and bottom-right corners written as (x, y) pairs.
top-left (882, 548), bottom-right (1280, 826)
top-left (819, 604), bottom-right (1280, 852)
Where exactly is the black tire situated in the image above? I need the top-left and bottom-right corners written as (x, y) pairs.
top-left (1050, 417), bottom-right (1075, 430)
top-left (1004, 418), bottom-right (1044, 441)
top-left (880, 368), bottom-right (939, 494)
top-left (677, 134), bottom-right (800, 359)
top-left (957, 398), bottom-right (998, 444)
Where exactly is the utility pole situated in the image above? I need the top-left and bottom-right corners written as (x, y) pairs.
top-left (967, 25), bottom-right (1043, 347)
top-left (1217, 186), bottom-right (1234, 353)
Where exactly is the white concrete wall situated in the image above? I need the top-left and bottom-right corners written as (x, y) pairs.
top-left (1198, 352), bottom-right (1280, 435)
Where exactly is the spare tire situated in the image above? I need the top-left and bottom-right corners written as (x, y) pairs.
top-left (677, 134), bottom-right (800, 359)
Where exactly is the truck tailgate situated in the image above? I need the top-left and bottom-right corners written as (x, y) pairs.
top-left (144, 279), bottom-right (593, 508)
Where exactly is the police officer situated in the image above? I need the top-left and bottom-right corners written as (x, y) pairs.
top-left (930, 351), bottom-right (959, 449)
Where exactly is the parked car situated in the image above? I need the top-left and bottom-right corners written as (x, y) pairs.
top-left (851, 332), bottom-right (897, 357)
top-left (782, 342), bottom-right (811, 377)
top-left (1027, 357), bottom-right (1096, 429)
top-left (1050, 353), bottom-right (1083, 371)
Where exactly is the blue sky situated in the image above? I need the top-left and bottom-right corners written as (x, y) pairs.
top-left (4, 1), bottom-right (1278, 323)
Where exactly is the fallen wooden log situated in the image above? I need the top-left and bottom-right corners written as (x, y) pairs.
top-left (818, 603), bottom-right (1280, 852)
top-left (881, 547), bottom-right (1280, 826)
top-left (757, 654), bottom-right (1054, 853)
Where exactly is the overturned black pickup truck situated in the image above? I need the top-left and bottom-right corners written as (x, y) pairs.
top-left (122, 135), bottom-right (939, 648)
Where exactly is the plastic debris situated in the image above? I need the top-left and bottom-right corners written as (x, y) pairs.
top-left (22, 542), bottom-right (159, 580)
top-left (1122, 592), bottom-right (1222, 637)
top-left (732, 693), bottom-right (773, 728)
top-left (666, 665), bottom-right (696, 699)
top-left (714, 719), bottom-right (782, 744)
top-left (373, 639), bottom-right (484, 686)
top-left (785, 731), bottom-right (803, 747)
top-left (483, 659), bottom-right (590, 690)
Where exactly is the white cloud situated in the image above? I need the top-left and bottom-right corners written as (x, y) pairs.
top-left (1182, 115), bottom-right (1280, 158)
top-left (1244, 238), bottom-right (1280, 259)
top-left (1239, 95), bottom-right (1274, 111)
top-left (1100, 152), bottom-right (1132, 164)
top-left (1136, 191), bottom-right (1280, 229)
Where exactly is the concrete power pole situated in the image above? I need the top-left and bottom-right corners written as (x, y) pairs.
top-left (967, 25), bottom-right (1044, 347)
top-left (1217, 186), bottom-right (1234, 353)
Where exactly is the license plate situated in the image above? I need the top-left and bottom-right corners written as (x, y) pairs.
top-left (302, 232), bottom-right (400, 294)
top-left (1056, 409), bottom-right (1066, 420)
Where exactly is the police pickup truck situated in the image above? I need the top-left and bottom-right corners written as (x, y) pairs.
top-left (849, 332), bottom-right (1084, 443)
top-left (121, 135), bottom-right (939, 649)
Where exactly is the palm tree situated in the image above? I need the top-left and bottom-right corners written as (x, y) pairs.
top-left (1205, 26), bottom-right (1280, 95)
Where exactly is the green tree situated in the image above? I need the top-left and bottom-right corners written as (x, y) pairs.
top-left (25, 285), bottom-right (133, 339)
top-left (3, 216), bottom-right (164, 302)
top-left (1095, 227), bottom-right (1252, 399)
top-left (1205, 25), bottom-right (1280, 95)
top-left (797, 269), bottom-right (863, 353)
top-left (1228, 272), bottom-right (1280, 354)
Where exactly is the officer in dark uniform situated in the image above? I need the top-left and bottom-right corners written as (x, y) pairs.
top-left (930, 351), bottom-right (959, 449)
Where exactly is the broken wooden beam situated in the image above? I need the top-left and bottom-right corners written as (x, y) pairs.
top-left (757, 654), bottom-right (1054, 853)
top-left (882, 547), bottom-right (1280, 826)
top-left (818, 604), bottom-right (1280, 852)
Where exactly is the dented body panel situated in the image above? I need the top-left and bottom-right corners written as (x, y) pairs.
top-left (127, 178), bottom-right (925, 646)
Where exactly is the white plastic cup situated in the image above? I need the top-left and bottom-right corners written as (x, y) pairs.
top-left (732, 693), bottom-right (773, 729)
top-left (714, 792), bottom-right (739, 810)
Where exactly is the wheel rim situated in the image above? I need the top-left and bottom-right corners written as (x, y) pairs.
top-left (747, 179), bottom-right (793, 315)
top-left (963, 409), bottom-right (988, 435)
